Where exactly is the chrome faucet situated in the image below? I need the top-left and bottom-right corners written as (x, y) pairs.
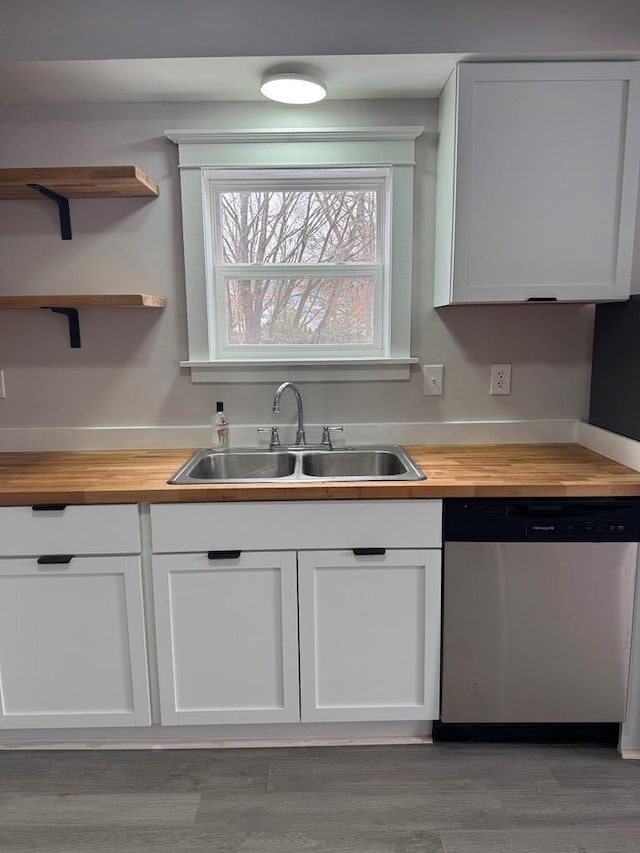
top-left (272, 381), bottom-right (306, 446)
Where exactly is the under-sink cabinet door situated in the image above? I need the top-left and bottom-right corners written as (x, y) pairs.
top-left (298, 549), bottom-right (441, 722)
top-left (0, 556), bottom-right (151, 729)
top-left (153, 551), bottom-right (300, 725)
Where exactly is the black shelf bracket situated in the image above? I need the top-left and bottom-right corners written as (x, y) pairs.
top-left (42, 307), bottom-right (81, 348)
top-left (27, 183), bottom-right (72, 240)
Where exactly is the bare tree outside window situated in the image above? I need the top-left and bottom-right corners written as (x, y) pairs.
top-left (216, 187), bottom-right (379, 346)
top-left (224, 276), bottom-right (375, 346)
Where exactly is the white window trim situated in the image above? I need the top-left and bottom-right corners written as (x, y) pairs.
top-left (166, 127), bottom-right (423, 383)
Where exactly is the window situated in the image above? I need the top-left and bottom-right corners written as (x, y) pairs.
top-left (205, 168), bottom-right (387, 358)
top-left (167, 128), bottom-right (422, 382)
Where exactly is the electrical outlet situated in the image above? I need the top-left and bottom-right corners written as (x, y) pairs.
top-left (0, 370), bottom-right (5, 399)
top-left (422, 364), bottom-right (444, 396)
top-left (490, 363), bottom-right (511, 395)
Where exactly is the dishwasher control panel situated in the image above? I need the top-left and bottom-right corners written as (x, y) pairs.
top-left (527, 519), bottom-right (632, 537)
top-left (445, 498), bottom-right (640, 542)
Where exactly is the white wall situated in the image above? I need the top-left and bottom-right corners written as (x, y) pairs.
top-left (0, 99), bottom-right (594, 443)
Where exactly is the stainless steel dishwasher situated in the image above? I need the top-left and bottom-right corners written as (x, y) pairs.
top-left (441, 498), bottom-right (639, 723)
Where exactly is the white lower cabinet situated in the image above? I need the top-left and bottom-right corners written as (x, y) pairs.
top-left (0, 556), bottom-right (151, 729)
top-left (0, 500), bottom-right (443, 735)
top-left (150, 499), bottom-right (443, 728)
top-left (152, 551), bottom-right (300, 725)
top-left (298, 549), bottom-right (441, 722)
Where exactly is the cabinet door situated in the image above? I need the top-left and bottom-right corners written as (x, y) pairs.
top-left (0, 556), bottom-right (151, 728)
top-left (298, 549), bottom-right (441, 722)
top-left (153, 551), bottom-right (299, 724)
top-left (435, 62), bottom-right (640, 305)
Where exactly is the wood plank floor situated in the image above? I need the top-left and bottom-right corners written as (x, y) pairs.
top-left (0, 743), bottom-right (639, 851)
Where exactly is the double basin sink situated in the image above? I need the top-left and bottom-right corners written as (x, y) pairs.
top-left (169, 446), bottom-right (425, 484)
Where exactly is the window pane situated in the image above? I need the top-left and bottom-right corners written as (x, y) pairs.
top-left (218, 189), bottom-right (377, 264)
top-left (223, 277), bottom-right (375, 346)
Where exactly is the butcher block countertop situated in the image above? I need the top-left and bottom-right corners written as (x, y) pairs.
top-left (1, 443), bottom-right (640, 505)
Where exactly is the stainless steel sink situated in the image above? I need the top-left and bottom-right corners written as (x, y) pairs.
top-left (169, 446), bottom-right (425, 484)
top-left (301, 450), bottom-right (411, 479)
top-left (169, 450), bottom-right (297, 483)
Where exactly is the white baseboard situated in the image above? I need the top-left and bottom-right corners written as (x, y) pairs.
top-left (0, 720), bottom-right (433, 749)
top-left (0, 419), bottom-right (578, 452)
top-left (620, 749), bottom-right (640, 760)
top-left (0, 736), bottom-right (433, 751)
top-left (576, 422), bottom-right (640, 472)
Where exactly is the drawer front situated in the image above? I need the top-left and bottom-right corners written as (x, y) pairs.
top-left (150, 500), bottom-right (442, 553)
top-left (0, 505), bottom-right (141, 556)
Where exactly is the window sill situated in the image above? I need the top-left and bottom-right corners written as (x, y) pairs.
top-left (180, 358), bottom-right (418, 383)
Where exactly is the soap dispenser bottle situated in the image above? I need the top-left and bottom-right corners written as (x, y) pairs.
top-left (212, 401), bottom-right (229, 448)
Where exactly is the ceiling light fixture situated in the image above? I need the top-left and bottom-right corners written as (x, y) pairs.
top-left (260, 73), bottom-right (327, 105)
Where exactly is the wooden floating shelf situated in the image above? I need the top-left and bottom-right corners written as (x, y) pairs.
top-left (0, 166), bottom-right (159, 239)
top-left (0, 294), bottom-right (167, 309)
top-left (0, 166), bottom-right (159, 200)
top-left (0, 294), bottom-right (166, 348)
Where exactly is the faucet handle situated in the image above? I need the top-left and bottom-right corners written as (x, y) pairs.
top-left (321, 425), bottom-right (344, 449)
top-left (257, 426), bottom-right (281, 448)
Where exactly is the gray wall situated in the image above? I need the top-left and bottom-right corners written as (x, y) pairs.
top-left (0, 99), bottom-right (594, 434)
top-left (1, 0), bottom-right (639, 59)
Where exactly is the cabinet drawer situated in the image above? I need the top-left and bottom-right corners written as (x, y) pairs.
top-left (0, 505), bottom-right (141, 556)
top-left (150, 500), bottom-right (442, 552)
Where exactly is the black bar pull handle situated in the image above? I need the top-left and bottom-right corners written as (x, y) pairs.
top-left (207, 550), bottom-right (241, 560)
top-left (526, 297), bottom-right (558, 302)
top-left (37, 555), bottom-right (74, 565)
top-left (353, 548), bottom-right (386, 556)
top-left (32, 504), bottom-right (68, 512)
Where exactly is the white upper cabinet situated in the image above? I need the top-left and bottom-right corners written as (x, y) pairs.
top-left (433, 62), bottom-right (640, 305)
